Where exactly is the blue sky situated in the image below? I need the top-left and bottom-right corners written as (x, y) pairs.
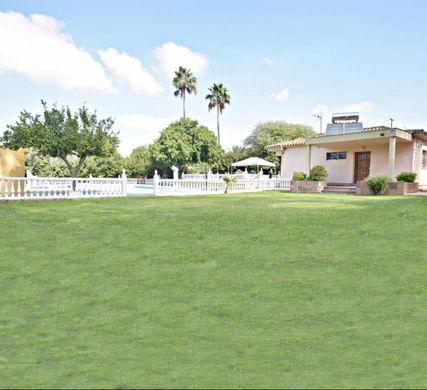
top-left (1, 0), bottom-right (427, 155)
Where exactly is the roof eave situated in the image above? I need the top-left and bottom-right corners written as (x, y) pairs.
top-left (306, 129), bottom-right (412, 145)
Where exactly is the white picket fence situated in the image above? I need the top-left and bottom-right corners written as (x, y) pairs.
top-left (153, 177), bottom-right (291, 196)
top-left (0, 176), bottom-right (127, 200)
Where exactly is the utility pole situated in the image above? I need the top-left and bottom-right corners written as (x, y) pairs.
top-left (389, 117), bottom-right (394, 129)
top-left (314, 113), bottom-right (323, 133)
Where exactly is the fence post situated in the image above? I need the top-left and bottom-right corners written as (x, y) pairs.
top-left (171, 165), bottom-right (179, 181)
top-left (121, 169), bottom-right (127, 196)
top-left (153, 170), bottom-right (159, 196)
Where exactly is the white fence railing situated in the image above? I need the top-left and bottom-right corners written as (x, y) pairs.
top-left (1, 174), bottom-right (290, 200)
top-left (154, 177), bottom-right (290, 196)
top-left (181, 173), bottom-right (274, 181)
top-left (0, 176), bottom-right (127, 200)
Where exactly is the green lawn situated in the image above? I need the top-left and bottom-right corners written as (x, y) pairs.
top-left (1, 193), bottom-right (426, 388)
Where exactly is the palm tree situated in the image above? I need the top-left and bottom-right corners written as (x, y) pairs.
top-left (205, 83), bottom-right (230, 146)
top-left (172, 66), bottom-right (197, 118)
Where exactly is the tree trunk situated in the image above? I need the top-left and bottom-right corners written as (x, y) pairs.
top-left (217, 105), bottom-right (220, 146)
top-left (183, 91), bottom-right (186, 118)
top-left (61, 156), bottom-right (74, 177)
top-left (60, 155), bottom-right (87, 191)
top-left (72, 155), bottom-right (87, 178)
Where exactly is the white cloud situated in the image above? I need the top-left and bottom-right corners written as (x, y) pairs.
top-left (98, 48), bottom-right (163, 96)
top-left (115, 114), bottom-right (171, 156)
top-left (0, 11), bottom-right (116, 93)
top-left (262, 56), bottom-right (276, 67)
top-left (152, 41), bottom-right (208, 77)
top-left (270, 89), bottom-right (290, 102)
top-left (342, 101), bottom-right (374, 113)
top-left (311, 104), bottom-right (328, 116)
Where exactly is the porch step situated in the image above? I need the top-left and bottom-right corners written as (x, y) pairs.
top-left (322, 185), bottom-right (356, 194)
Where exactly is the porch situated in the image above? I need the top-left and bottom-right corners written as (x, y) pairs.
top-left (305, 128), bottom-right (413, 184)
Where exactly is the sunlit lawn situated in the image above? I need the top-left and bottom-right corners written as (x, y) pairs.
top-left (1, 193), bottom-right (426, 388)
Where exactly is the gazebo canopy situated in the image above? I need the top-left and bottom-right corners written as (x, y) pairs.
top-left (231, 157), bottom-right (275, 168)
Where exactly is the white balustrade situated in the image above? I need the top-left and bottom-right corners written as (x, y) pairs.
top-left (0, 176), bottom-right (127, 201)
top-left (1, 175), bottom-right (290, 200)
top-left (154, 178), bottom-right (290, 196)
top-left (181, 173), bottom-right (265, 181)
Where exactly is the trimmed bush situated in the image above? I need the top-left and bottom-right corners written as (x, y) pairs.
top-left (366, 176), bottom-right (390, 195)
top-left (396, 172), bottom-right (417, 183)
top-left (309, 165), bottom-right (328, 181)
top-left (292, 171), bottom-right (306, 181)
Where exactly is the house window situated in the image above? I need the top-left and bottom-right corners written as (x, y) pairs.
top-left (326, 151), bottom-right (347, 160)
top-left (423, 150), bottom-right (427, 169)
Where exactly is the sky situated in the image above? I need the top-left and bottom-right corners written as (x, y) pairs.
top-left (1, 0), bottom-right (427, 156)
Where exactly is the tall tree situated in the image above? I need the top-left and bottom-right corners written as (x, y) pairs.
top-left (124, 146), bottom-right (151, 178)
top-left (244, 121), bottom-right (316, 169)
top-left (2, 101), bottom-right (119, 178)
top-left (172, 66), bottom-right (197, 118)
top-left (205, 83), bottom-right (231, 146)
top-left (244, 121), bottom-right (316, 157)
top-left (149, 117), bottom-right (223, 177)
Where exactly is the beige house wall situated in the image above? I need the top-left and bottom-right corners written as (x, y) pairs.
top-left (280, 139), bottom-right (424, 184)
top-left (279, 147), bottom-right (307, 180)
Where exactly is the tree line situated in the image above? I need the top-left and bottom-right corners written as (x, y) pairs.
top-left (1, 67), bottom-right (315, 178)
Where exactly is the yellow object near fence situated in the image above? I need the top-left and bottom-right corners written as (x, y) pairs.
top-left (0, 148), bottom-right (26, 193)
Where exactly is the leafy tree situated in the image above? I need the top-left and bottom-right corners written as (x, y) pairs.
top-left (224, 145), bottom-right (248, 164)
top-left (149, 118), bottom-right (223, 177)
top-left (2, 101), bottom-right (119, 178)
top-left (172, 66), bottom-right (197, 118)
top-left (244, 121), bottom-right (315, 157)
top-left (205, 83), bottom-right (231, 146)
top-left (243, 121), bottom-right (315, 168)
top-left (221, 145), bottom-right (249, 172)
top-left (80, 151), bottom-right (125, 178)
top-left (124, 146), bottom-right (151, 178)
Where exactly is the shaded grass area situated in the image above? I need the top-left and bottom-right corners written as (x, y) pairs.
top-left (1, 193), bottom-right (426, 388)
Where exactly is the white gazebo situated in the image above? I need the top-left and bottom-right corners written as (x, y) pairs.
top-left (231, 157), bottom-right (275, 174)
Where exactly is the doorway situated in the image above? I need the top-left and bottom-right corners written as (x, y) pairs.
top-left (354, 151), bottom-right (371, 182)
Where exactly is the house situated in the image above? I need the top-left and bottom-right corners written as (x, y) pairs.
top-left (266, 113), bottom-right (427, 190)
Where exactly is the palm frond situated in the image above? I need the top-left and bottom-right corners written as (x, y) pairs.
top-left (172, 66), bottom-right (198, 99)
top-left (205, 83), bottom-right (231, 113)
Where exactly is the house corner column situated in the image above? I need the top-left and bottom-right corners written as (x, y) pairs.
top-left (388, 136), bottom-right (396, 180)
top-left (306, 145), bottom-right (312, 176)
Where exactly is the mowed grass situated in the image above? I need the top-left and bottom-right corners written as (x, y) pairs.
top-left (0, 193), bottom-right (426, 388)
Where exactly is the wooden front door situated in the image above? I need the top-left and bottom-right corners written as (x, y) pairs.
top-left (354, 152), bottom-right (371, 182)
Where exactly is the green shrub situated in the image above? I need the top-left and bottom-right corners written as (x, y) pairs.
top-left (366, 176), bottom-right (390, 195)
top-left (396, 172), bottom-right (417, 182)
top-left (309, 165), bottom-right (328, 181)
top-left (292, 171), bottom-right (306, 181)
top-left (185, 163), bottom-right (209, 174)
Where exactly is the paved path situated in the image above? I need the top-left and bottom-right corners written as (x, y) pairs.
top-left (407, 191), bottom-right (427, 196)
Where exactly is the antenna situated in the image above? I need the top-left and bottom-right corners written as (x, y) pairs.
top-left (389, 117), bottom-right (394, 129)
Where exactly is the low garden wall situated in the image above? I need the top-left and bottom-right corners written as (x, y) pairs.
top-left (290, 180), bottom-right (327, 193)
top-left (356, 181), bottom-right (419, 196)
